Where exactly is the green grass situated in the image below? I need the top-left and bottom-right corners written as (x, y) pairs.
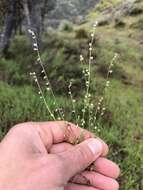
top-left (102, 80), bottom-right (143, 190)
top-left (0, 81), bottom-right (73, 136)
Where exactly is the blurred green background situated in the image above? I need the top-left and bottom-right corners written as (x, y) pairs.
top-left (0, 0), bottom-right (143, 189)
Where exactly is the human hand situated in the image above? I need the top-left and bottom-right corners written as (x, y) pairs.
top-left (0, 121), bottom-right (120, 190)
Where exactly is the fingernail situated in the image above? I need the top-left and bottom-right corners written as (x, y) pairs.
top-left (87, 138), bottom-right (103, 156)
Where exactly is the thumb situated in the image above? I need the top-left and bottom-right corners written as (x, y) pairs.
top-left (59, 138), bottom-right (103, 179)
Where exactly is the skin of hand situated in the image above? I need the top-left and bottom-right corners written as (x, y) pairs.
top-left (0, 121), bottom-right (120, 190)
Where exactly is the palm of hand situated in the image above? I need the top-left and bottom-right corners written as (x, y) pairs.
top-left (0, 121), bottom-right (120, 190)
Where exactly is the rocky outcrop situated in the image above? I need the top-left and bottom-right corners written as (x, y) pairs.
top-left (45, 0), bottom-right (100, 28)
top-left (97, 0), bottom-right (139, 25)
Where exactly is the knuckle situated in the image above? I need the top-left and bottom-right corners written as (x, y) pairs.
top-left (7, 122), bottom-right (35, 138)
top-left (10, 122), bottom-right (34, 133)
top-left (8, 124), bottom-right (22, 134)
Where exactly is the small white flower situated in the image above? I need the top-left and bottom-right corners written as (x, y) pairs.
top-left (90, 103), bottom-right (94, 108)
top-left (32, 36), bottom-right (36, 39)
top-left (82, 120), bottom-right (85, 124)
top-left (28, 29), bottom-right (34, 35)
top-left (33, 43), bottom-right (38, 47)
top-left (91, 33), bottom-right (94, 37)
top-left (106, 81), bottom-right (110, 87)
top-left (28, 29), bottom-right (32, 33)
top-left (114, 53), bottom-right (118, 58)
top-left (86, 81), bottom-right (89, 85)
top-left (97, 106), bottom-right (100, 110)
top-left (82, 109), bottom-right (85, 113)
top-left (99, 97), bottom-right (104, 102)
top-left (102, 107), bottom-right (106, 111)
top-left (88, 94), bottom-right (91, 98)
top-left (80, 55), bottom-right (84, 61)
top-left (72, 99), bottom-right (76, 103)
top-left (51, 114), bottom-right (54, 118)
top-left (93, 21), bottom-right (98, 28)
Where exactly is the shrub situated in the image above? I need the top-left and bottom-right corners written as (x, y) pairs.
top-left (59, 20), bottom-right (73, 32)
top-left (0, 58), bottom-right (31, 85)
top-left (114, 18), bottom-right (126, 28)
top-left (97, 62), bottom-right (129, 82)
top-left (9, 35), bottom-right (31, 57)
top-left (98, 18), bottom-right (110, 26)
top-left (95, 1), bottom-right (114, 12)
top-left (75, 28), bottom-right (88, 39)
top-left (129, 7), bottom-right (143, 16)
top-left (130, 17), bottom-right (143, 30)
top-left (135, 0), bottom-right (142, 3)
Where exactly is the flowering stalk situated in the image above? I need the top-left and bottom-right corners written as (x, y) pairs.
top-left (68, 81), bottom-right (79, 126)
top-left (80, 22), bottom-right (98, 128)
top-left (28, 29), bottom-right (64, 120)
top-left (29, 72), bottom-right (56, 120)
top-left (28, 25), bottom-right (118, 133)
top-left (93, 53), bottom-right (118, 129)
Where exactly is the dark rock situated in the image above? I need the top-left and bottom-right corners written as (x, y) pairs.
top-left (129, 7), bottom-right (143, 16)
top-left (98, 17), bottom-right (110, 26)
top-left (75, 28), bottom-right (88, 39)
top-left (115, 18), bottom-right (126, 28)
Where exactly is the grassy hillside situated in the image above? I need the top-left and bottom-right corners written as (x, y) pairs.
top-left (0, 0), bottom-right (143, 189)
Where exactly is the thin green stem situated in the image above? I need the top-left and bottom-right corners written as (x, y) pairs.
top-left (34, 75), bottom-right (56, 120)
